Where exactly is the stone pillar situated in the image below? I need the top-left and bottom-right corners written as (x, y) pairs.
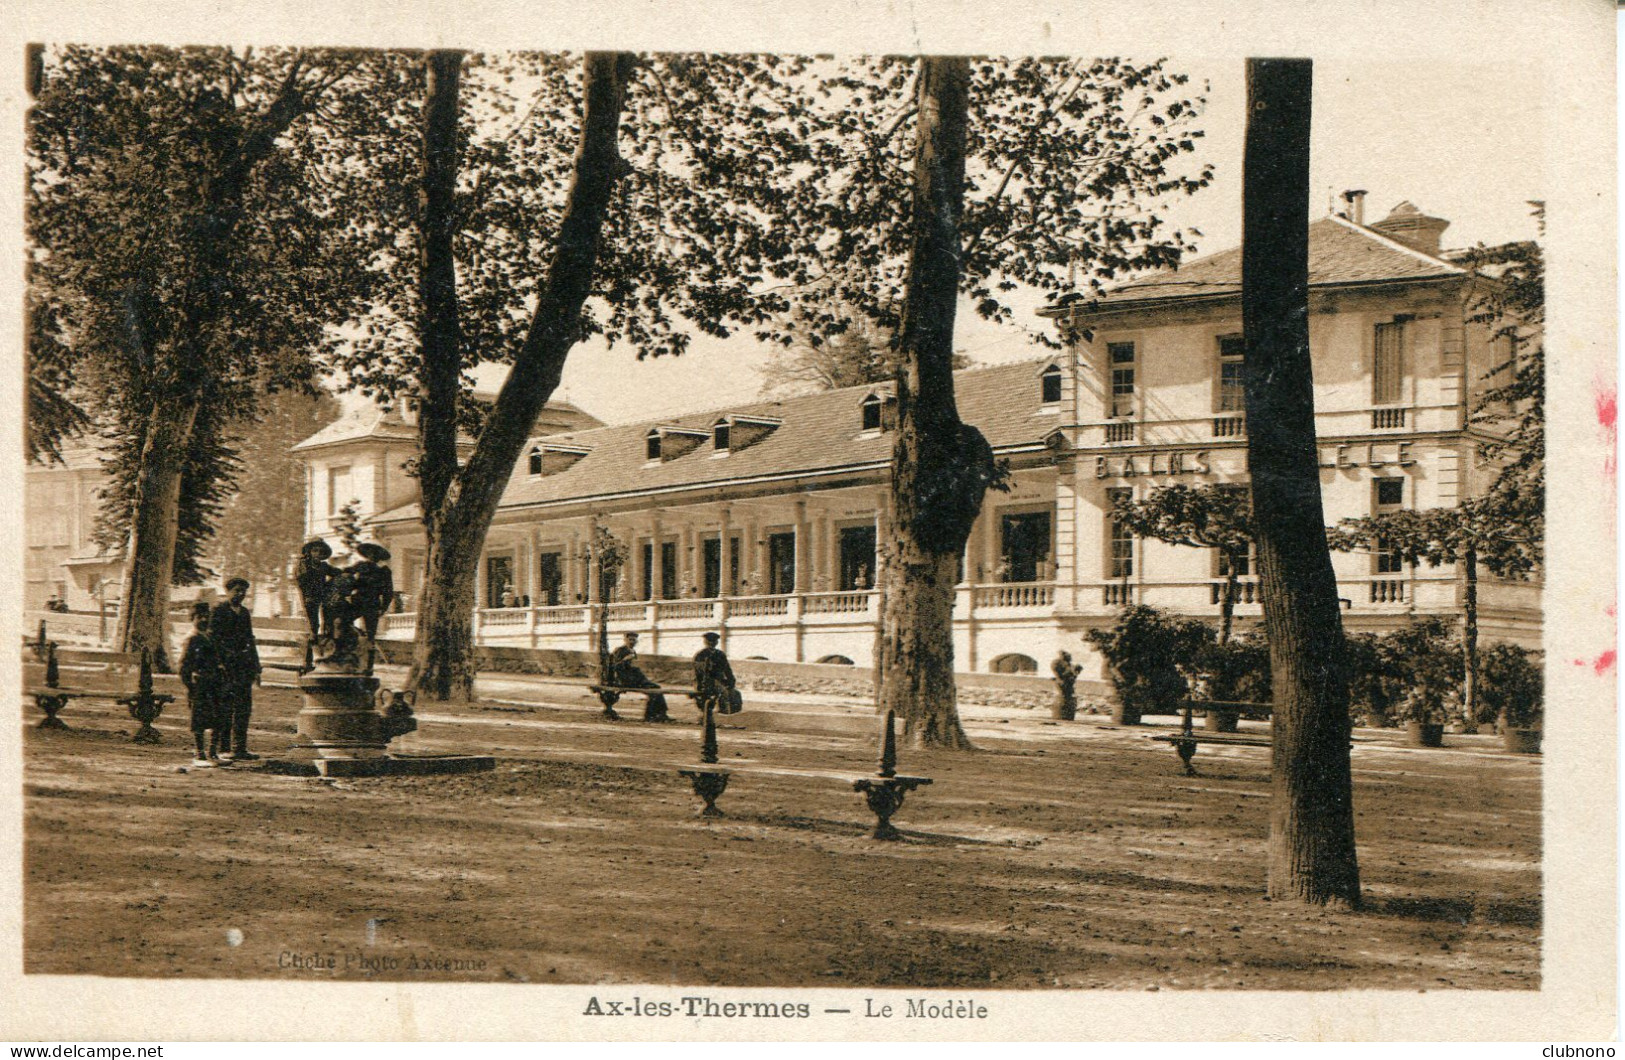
top-left (1053, 456), bottom-right (1080, 610)
top-left (983, 502), bottom-right (1001, 580)
top-left (742, 519), bottom-right (758, 593)
top-left (566, 530), bottom-right (581, 602)
top-left (528, 528), bottom-right (541, 602)
top-left (679, 523), bottom-right (695, 596)
top-left (474, 551), bottom-right (487, 611)
top-left (585, 521), bottom-right (600, 605)
top-left (794, 500), bottom-right (810, 593)
top-left (719, 505), bottom-right (734, 596)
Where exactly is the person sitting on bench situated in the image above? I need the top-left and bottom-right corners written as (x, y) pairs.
top-left (609, 633), bottom-right (669, 722)
top-left (694, 632), bottom-right (739, 716)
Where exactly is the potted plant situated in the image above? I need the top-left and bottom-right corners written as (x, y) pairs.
top-left (1397, 688), bottom-right (1448, 747)
top-left (1478, 643), bottom-right (1543, 754)
top-left (1086, 606), bottom-right (1213, 727)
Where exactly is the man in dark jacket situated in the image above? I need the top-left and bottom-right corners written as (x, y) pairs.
top-left (609, 632), bottom-right (669, 722)
top-left (693, 632), bottom-right (737, 717)
top-left (210, 577), bottom-right (262, 761)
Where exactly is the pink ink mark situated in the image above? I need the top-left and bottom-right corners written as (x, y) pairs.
top-left (1598, 386), bottom-right (1618, 481)
top-left (1594, 650), bottom-right (1616, 677)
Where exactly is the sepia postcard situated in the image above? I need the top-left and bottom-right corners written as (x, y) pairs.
top-left (0, 0), bottom-right (1615, 1044)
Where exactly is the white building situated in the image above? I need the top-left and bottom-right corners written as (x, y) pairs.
top-left (303, 200), bottom-right (1540, 678)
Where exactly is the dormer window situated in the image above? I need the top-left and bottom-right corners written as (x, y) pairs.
top-left (713, 419), bottom-right (731, 452)
top-left (861, 394), bottom-right (883, 431)
top-left (1040, 364), bottom-right (1063, 405)
top-left (645, 425), bottom-right (708, 462)
top-left (528, 446), bottom-right (543, 475)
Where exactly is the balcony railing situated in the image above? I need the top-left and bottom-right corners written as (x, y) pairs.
top-left (1212, 415), bottom-right (1246, 438)
top-left (1104, 421), bottom-right (1137, 443)
top-left (655, 599), bottom-right (716, 621)
top-left (973, 582), bottom-right (1055, 608)
top-left (1103, 582), bottom-right (1135, 606)
top-left (1369, 578), bottom-right (1406, 603)
top-left (803, 591), bottom-right (873, 614)
top-left (730, 595), bottom-right (791, 617)
top-left (1209, 578), bottom-right (1259, 605)
top-left (1371, 407), bottom-right (1407, 429)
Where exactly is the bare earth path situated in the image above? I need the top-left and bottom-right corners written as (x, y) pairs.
top-left (22, 675), bottom-right (1540, 989)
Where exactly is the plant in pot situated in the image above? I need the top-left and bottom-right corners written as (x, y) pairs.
top-left (1188, 635), bottom-right (1271, 732)
top-left (1086, 605), bottom-right (1213, 726)
top-left (1385, 618), bottom-right (1462, 747)
top-left (1478, 642), bottom-right (1543, 753)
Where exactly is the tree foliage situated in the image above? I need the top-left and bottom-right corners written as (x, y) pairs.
top-left (27, 45), bottom-right (396, 648)
top-left (1112, 484), bottom-right (1254, 641)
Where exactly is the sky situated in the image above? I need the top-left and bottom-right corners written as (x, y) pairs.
top-left (481, 55), bottom-right (1550, 426)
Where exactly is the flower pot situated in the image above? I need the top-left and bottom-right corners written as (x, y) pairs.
top-left (1405, 721), bottom-right (1445, 748)
top-left (1502, 727), bottom-right (1541, 754)
top-left (1109, 702), bottom-right (1141, 726)
top-left (1204, 708), bottom-right (1240, 733)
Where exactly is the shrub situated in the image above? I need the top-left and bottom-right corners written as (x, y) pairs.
top-left (1086, 605), bottom-right (1213, 717)
top-left (1346, 618), bottom-right (1462, 725)
top-left (1476, 643), bottom-right (1543, 729)
top-left (1193, 633), bottom-right (1272, 704)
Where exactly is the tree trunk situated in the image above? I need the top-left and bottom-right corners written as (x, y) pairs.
top-left (1461, 543), bottom-right (1479, 732)
top-left (114, 395), bottom-right (201, 671)
top-left (409, 52), bottom-right (637, 701)
top-left (1220, 556), bottom-right (1239, 643)
top-left (416, 49), bottom-right (465, 530)
top-left (1242, 58), bottom-right (1361, 909)
top-left (876, 56), bottom-right (992, 750)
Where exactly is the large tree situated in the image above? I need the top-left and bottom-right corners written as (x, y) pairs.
top-left (27, 46), bottom-right (388, 666)
top-left (335, 52), bottom-right (1212, 703)
top-left (1241, 58), bottom-right (1361, 908)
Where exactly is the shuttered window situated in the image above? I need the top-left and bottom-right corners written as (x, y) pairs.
top-left (1373, 322), bottom-right (1405, 405)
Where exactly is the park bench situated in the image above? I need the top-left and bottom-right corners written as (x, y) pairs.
top-left (674, 706), bottom-right (930, 839)
top-left (589, 683), bottom-right (735, 723)
top-left (1150, 730), bottom-right (1273, 776)
top-left (24, 645), bottom-right (175, 743)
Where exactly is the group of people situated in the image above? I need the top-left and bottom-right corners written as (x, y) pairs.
top-left (179, 577), bottom-right (262, 767)
top-left (608, 630), bottom-right (737, 723)
top-left (295, 539), bottom-right (396, 657)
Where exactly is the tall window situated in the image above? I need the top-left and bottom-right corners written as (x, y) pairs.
top-left (1373, 321), bottom-right (1405, 405)
top-left (713, 420), bottom-right (731, 452)
top-left (767, 532), bottom-right (797, 594)
top-left (1374, 477), bottom-right (1405, 574)
top-left (645, 430), bottom-right (661, 461)
top-left (1106, 487), bottom-right (1134, 579)
top-left (528, 447), bottom-right (543, 475)
top-left (327, 465), bottom-right (353, 516)
top-left (1216, 334), bottom-right (1246, 412)
top-left (1108, 342), bottom-right (1136, 418)
top-left (1000, 511), bottom-right (1053, 582)
top-left (1040, 364), bottom-right (1063, 404)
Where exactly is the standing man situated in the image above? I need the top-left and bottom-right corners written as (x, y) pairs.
top-left (693, 631), bottom-right (738, 718)
top-left (211, 577), bottom-right (262, 761)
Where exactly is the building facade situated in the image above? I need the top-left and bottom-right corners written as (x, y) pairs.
top-left (320, 201), bottom-right (1540, 677)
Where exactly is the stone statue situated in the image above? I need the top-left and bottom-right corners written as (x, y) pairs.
top-left (317, 542), bottom-right (394, 670)
top-left (295, 539), bottom-right (338, 641)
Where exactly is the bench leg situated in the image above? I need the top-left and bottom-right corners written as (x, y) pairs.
top-left (34, 694), bottom-right (69, 730)
top-left (853, 779), bottom-right (912, 841)
top-left (1174, 737), bottom-right (1198, 776)
top-left (597, 689), bottom-right (622, 720)
top-left (679, 770), bottom-right (729, 817)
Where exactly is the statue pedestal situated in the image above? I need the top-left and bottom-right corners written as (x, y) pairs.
top-left (266, 657), bottom-right (493, 778)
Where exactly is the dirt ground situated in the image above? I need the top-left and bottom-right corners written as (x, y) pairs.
top-left (22, 671), bottom-right (1541, 990)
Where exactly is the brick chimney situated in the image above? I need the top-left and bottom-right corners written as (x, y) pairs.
top-left (1340, 188), bottom-right (1367, 225)
top-left (1369, 201), bottom-right (1451, 256)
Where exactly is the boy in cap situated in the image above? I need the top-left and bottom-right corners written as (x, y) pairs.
top-left (295, 538), bottom-right (337, 641)
top-left (350, 543), bottom-right (396, 642)
top-left (180, 602), bottom-right (227, 766)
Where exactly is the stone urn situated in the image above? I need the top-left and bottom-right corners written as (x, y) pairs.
top-left (1405, 720), bottom-right (1445, 748)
